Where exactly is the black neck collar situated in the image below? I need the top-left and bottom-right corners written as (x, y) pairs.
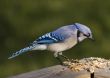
top-left (77, 30), bottom-right (80, 43)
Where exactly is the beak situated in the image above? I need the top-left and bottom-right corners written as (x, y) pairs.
top-left (89, 36), bottom-right (94, 41)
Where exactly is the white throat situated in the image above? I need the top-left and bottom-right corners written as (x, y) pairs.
top-left (78, 36), bottom-right (87, 42)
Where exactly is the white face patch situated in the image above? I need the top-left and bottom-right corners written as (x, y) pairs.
top-left (78, 33), bottom-right (87, 42)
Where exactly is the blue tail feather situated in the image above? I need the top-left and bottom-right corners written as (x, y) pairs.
top-left (8, 46), bottom-right (35, 59)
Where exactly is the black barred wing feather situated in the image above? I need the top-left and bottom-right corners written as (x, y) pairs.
top-left (32, 32), bottom-right (65, 45)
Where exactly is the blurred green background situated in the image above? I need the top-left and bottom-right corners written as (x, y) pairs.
top-left (0, 0), bottom-right (110, 78)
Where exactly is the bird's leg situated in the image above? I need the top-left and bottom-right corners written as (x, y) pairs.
top-left (54, 52), bottom-right (63, 65)
top-left (61, 55), bottom-right (70, 61)
top-left (55, 57), bottom-right (64, 65)
top-left (58, 52), bottom-right (70, 62)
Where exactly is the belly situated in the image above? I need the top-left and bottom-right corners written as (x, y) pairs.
top-left (47, 37), bottom-right (77, 52)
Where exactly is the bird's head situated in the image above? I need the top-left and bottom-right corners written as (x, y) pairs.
top-left (74, 23), bottom-right (93, 42)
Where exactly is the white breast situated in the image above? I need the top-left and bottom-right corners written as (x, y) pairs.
top-left (47, 37), bottom-right (77, 52)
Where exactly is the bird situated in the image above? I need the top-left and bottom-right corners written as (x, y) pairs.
top-left (8, 23), bottom-right (93, 64)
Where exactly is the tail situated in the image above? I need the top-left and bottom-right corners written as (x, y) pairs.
top-left (8, 46), bottom-right (35, 59)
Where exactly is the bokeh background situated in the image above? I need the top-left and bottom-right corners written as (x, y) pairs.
top-left (0, 0), bottom-right (110, 78)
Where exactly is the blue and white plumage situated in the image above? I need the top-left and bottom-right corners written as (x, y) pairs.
top-left (8, 23), bottom-right (93, 60)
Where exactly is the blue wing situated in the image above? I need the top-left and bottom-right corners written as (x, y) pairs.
top-left (32, 33), bottom-right (59, 44)
top-left (31, 25), bottom-right (75, 45)
top-left (32, 32), bottom-right (65, 44)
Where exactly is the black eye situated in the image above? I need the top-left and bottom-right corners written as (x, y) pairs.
top-left (88, 33), bottom-right (90, 37)
top-left (83, 34), bottom-right (87, 36)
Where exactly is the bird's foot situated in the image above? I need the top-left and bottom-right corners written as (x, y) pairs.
top-left (60, 55), bottom-right (71, 62)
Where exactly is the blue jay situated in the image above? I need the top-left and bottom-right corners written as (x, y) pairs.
top-left (8, 23), bottom-right (93, 64)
